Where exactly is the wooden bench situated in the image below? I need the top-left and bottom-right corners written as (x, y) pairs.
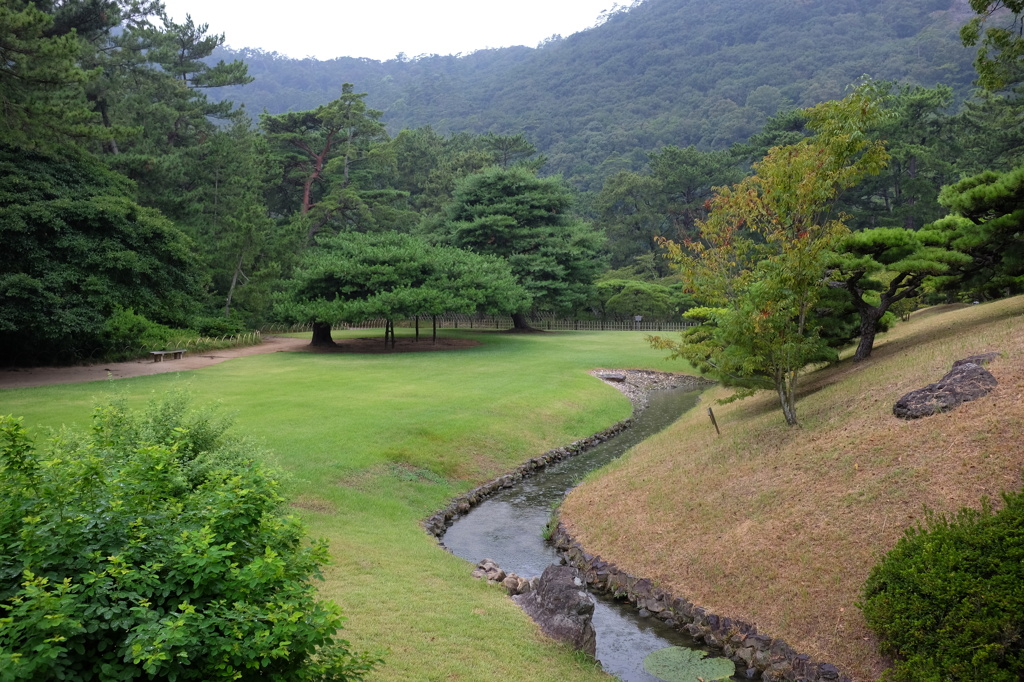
top-left (150, 349), bottom-right (186, 362)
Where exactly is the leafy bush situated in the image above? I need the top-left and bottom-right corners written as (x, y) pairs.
top-left (102, 307), bottom-right (182, 358)
top-left (0, 392), bottom-right (379, 681)
top-left (190, 315), bottom-right (249, 337)
top-left (860, 493), bottom-right (1024, 681)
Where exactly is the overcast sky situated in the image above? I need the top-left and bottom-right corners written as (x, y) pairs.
top-left (160, 0), bottom-right (622, 62)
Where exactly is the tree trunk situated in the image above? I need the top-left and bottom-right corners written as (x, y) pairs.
top-left (224, 252), bottom-right (245, 317)
top-left (432, 315), bottom-right (437, 344)
top-left (310, 322), bottom-right (335, 346)
top-left (853, 311), bottom-right (884, 362)
top-left (511, 312), bottom-right (537, 331)
top-left (776, 375), bottom-right (799, 427)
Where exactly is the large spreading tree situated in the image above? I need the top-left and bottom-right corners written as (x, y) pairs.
top-left (827, 227), bottom-right (971, 361)
top-left (0, 143), bottom-right (205, 365)
top-left (439, 166), bottom-right (605, 330)
top-left (281, 232), bottom-right (529, 346)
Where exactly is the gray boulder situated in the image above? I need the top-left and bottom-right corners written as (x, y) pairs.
top-left (513, 564), bottom-right (597, 656)
top-left (893, 358), bottom-right (998, 420)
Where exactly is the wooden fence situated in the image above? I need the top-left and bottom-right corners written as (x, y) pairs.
top-left (262, 316), bottom-right (693, 334)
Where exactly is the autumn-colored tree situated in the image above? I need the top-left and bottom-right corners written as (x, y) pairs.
top-left (652, 85), bottom-right (890, 426)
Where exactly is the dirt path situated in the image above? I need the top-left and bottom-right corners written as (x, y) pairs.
top-left (0, 336), bottom-right (311, 390)
top-left (0, 334), bottom-right (483, 390)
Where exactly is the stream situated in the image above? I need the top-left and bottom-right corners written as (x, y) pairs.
top-left (442, 386), bottom-right (743, 682)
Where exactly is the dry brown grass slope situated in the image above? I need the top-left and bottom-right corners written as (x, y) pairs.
top-left (560, 297), bottom-right (1024, 681)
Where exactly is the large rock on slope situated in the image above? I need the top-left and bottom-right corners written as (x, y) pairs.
top-left (513, 564), bottom-right (597, 656)
top-left (893, 355), bottom-right (999, 420)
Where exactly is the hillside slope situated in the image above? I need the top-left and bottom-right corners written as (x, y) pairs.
top-left (212, 0), bottom-right (978, 189)
top-left (560, 297), bottom-right (1024, 679)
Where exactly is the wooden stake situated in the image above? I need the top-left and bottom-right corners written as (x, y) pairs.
top-left (707, 407), bottom-right (720, 436)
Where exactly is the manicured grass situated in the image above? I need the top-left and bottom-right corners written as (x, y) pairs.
top-left (561, 297), bottom-right (1024, 680)
top-left (1, 328), bottom-right (692, 681)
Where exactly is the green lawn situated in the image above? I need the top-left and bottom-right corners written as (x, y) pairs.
top-left (1, 328), bottom-right (692, 681)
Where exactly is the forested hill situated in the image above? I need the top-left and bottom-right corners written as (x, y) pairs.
top-left (212, 0), bottom-right (979, 189)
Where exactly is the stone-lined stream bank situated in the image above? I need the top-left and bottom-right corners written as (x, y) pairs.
top-left (423, 370), bottom-right (852, 682)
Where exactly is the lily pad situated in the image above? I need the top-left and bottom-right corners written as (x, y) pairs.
top-left (642, 646), bottom-right (735, 682)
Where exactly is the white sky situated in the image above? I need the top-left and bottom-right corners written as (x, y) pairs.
top-left (160, 0), bottom-right (622, 62)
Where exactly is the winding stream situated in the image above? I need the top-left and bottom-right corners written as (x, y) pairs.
top-left (442, 386), bottom-right (743, 682)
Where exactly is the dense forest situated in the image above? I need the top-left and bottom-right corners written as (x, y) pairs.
top-left (2, 0), bottom-right (1023, 379)
top-left (211, 0), bottom-right (981, 189)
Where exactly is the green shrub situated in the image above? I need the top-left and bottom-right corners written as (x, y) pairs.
top-left (860, 492), bottom-right (1024, 681)
top-left (0, 393), bottom-right (379, 681)
top-left (102, 307), bottom-right (182, 357)
top-left (191, 315), bottom-right (248, 337)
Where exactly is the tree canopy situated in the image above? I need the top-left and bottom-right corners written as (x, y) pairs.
top-left (440, 166), bottom-right (605, 328)
top-left (282, 231), bottom-right (529, 345)
top-left (927, 163), bottom-right (1024, 298)
top-left (0, 143), bottom-right (205, 365)
top-left (652, 85), bottom-right (890, 426)
top-left (961, 0), bottom-right (1024, 91)
top-left (827, 227), bottom-right (970, 360)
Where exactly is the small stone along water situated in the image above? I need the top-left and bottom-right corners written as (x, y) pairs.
top-left (442, 386), bottom-right (743, 682)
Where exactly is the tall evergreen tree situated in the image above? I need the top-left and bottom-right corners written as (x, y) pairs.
top-left (0, 3), bottom-right (101, 150)
top-left (262, 84), bottom-right (392, 241)
top-left (439, 166), bottom-right (605, 329)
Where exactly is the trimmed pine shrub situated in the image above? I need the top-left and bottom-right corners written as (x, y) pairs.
top-left (861, 492), bottom-right (1024, 681)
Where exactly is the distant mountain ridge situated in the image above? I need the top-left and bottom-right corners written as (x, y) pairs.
top-left (211, 0), bottom-right (979, 188)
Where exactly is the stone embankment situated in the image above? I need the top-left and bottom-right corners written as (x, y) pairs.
top-left (550, 524), bottom-right (849, 682)
top-left (422, 369), bottom-right (710, 538)
top-left (426, 369), bottom-right (851, 681)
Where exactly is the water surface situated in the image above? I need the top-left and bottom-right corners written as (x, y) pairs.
top-left (443, 387), bottom-right (742, 681)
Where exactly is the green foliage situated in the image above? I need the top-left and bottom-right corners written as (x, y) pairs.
top-left (102, 307), bottom-right (177, 357)
top-left (440, 166), bottom-right (605, 323)
top-left (594, 146), bottom-right (744, 270)
top-left (593, 279), bottom-right (684, 319)
top-left (838, 83), bottom-right (961, 232)
top-left (827, 226), bottom-right (971, 359)
top-left (190, 315), bottom-right (249, 337)
top-left (861, 492), bottom-right (1024, 681)
top-left (642, 646), bottom-right (735, 682)
top-left (0, 143), bottom-right (205, 365)
top-left (281, 231), bottom-right (529, 332)
top-left (0, 2), bottom-right (101, 150)
top-left (261, 84), bottom-right (392, 239)
top-left (653, 85), bottom-right (890, 425)
top-left (0, 394), bottom-right (379, 681)
top-left (961, 0), bottom-right (1024, 92)
top-left (927, 163), bottom-right (1024, 298)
